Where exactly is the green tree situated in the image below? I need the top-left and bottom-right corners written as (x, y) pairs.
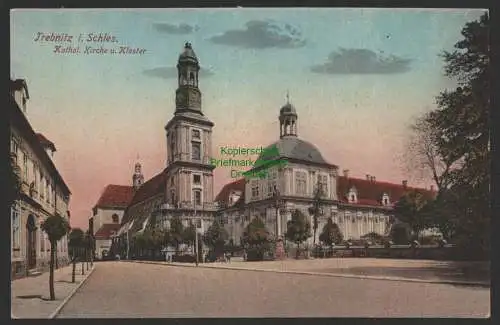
top-left (40, 214), bottom-right (70, 301)
top-left (429, 13), bottom-right (489, 257)
top-left (7, 154), bottom-right (22, 209)
top-left (285, 209), bottom-right (311, 258)
top-left (393, 191), bottom-right (431, 240)
top-left (133, 231), bottom-right (151, 258)
top-left (203, 221), bottom-right (228, 256)
top-left (183, 222), bottom-right (197, 249)
top-left (319, 218), bottom-right (343, 247)
top-left (83, 230), bottom-right (93, 270)
top-left (308, 183), bottom-right (326, 246)
top-left (169, 216), bottom-right (184, 254)
top-left (242, 217), bottom-right (271, 260)
top-left (360, 231), bottom-right (385, 244)
top-left (151, 229), bottom-right (166, 258)
top-left (68, 228), bottom-right (84, 283)
top-left (242, 217), bottom-right (271, 247)
top-left (389, 223), bottom-right (411, 245)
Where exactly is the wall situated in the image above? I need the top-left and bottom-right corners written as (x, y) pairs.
top-left (10, 124), bottom-right (70, 278)
top-left (93, 207), bottom-right (125, 235)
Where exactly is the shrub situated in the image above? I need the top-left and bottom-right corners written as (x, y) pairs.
top-left (172, 254), bottom-right (197, 263)
top-left (390, 223), bottom-right (411, 244)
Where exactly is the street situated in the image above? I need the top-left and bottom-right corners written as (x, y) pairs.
top-left (57, 261), bottom-right (489, 318)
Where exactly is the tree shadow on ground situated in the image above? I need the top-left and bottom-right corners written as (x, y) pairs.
top-left (314, 261), bottom-right (490, 288)
top-left (16, 294), bottom-right (59, 301)
top-left (16, 295), bottom-right (43, 299)
top-left (56, 280), bottom-right (80, 284)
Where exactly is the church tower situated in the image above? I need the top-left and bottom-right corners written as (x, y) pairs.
top-left (164, 43), bottom-right (216, 222)
top-left (132, 161), bottom-right (144, 190)
top-left (279, 92), bottom-right (298, 138)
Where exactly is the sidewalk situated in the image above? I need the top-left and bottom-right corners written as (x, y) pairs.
top-left (11, 263), bottom-right (95, 318)
top-left (126, 258), bottom-right (490, 287)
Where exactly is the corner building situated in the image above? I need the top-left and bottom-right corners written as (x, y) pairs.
top-left (9, 79), bottom-right (71, 278)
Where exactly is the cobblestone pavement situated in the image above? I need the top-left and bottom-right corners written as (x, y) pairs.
top-left (11, 262), bottom-right (93, 318)
top-left (57, 261), bottom-right (490, 318)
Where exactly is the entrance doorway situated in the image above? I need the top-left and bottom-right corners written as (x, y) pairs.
top-left (26, 215), bottom-right (37, 269)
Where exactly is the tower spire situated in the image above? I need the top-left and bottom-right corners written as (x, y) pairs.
top-left (133, 157), bottom-right (144, 190)
top-left (286, 90), bottom-right (290, 104)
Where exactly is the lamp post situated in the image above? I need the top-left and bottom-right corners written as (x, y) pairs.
top-left (194, 205), bottom-right (201, 266)
top-left (273, 187), bottom-right (285, 259)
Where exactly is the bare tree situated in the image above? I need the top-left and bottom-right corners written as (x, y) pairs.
top-left (402, 112), bottom-right (455, 192)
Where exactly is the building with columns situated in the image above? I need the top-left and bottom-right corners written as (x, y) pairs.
top-left (9, 79), bottom-right (72, 278)
top-left (215, 99), bottom-right (435, 247)
top-left (113, 43), bottom-right (217, 255)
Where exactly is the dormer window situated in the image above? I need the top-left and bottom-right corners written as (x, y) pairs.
top-left (348, 187), bottom-right (357, 203)
top-left (382, 193), bottom-right (390, 206)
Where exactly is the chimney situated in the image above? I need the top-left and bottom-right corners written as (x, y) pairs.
top-left (343, 169), bottom-right (349, 178)
top-left (366, 174), bottom-right (371, 180)
top-left (402, 180), bottom-right (408, 188)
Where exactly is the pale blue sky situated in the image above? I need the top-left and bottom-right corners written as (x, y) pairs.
top-left (10, 8), bottom-right (486, 228)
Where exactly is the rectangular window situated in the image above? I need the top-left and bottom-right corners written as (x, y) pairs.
top-left (192, 129), bottom-right (201, 140)
top-left (195, 219), bottom-right (202, 229)
top-left (193, 174), bottom-right (201, 185)
top-left (191, 142), bottom-right (201, 161)
top-left (40, 177), bottom-right (45, 198)
top-left (251, 180), bottom-right (259, 199)
top-left (317, 174), bottom-right (328, 196)
top-left (23, 152), bottom-right (28, 181)
top-left (193, 190), bottom-right (202, 206)
top-left (40, 231), bottom-right (46, 257)
top-left (267, 169), bottom-right (277, 197)
top-left (295, 171), bottom-right (307, 195)
top-left (11, 205), bottom-right (20, 249)
top-left (11, 138), bottom-right (19, 161)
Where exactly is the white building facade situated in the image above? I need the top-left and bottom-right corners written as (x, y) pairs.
top-left (216, 100), bottom-right (433, 247)
top-left (10, 79), bottom-right (71, 278)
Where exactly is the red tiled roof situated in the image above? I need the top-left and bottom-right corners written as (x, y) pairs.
top-left (337, 176), bottom-right (435, 207)
top-left (128, 170), bottom-right (166, 206)
top-left (94, 223), bottom-right (121, 240)
top-left (36, 133), bottom-right (57, 152)
top-left (120, 170), bottom-right (166, 227)
top-left (215, 178), bottom-right (246, 208)
top-left (95, 184), bottom-right (134, 209)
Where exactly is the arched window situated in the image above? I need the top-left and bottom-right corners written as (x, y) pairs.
top-left (193, 189), bottom-right (202, 206)
top-left (189, 72), bottom-right (195, 85)
top-left (112, 214), bottom-right (119, 223)
top-left (171, 190), bottom-right (176, 206)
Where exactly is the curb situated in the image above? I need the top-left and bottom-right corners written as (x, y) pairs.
top-left (127, 260), bottom-right (490, 288)
top-left (48, 265), bottom-right (96, 319)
